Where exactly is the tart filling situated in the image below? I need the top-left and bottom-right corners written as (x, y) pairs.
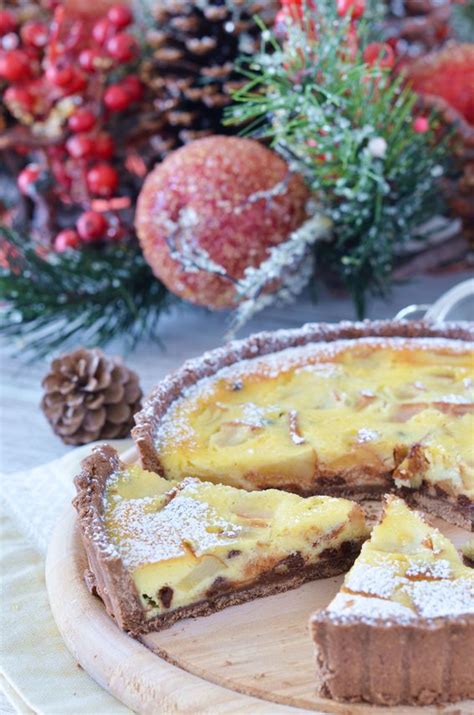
top-left (153, 337), bottom-right (473, 513)
top-left (104, 462), bottom-right (368, 619)
top-left (311, 496), bottom-right (474, 705)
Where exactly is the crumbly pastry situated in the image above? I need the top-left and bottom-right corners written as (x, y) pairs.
top-left (74, 445), bottom-right (368, 634)
top-left (133, 320), bottom-right (474, 530)
top-left (310, 496), bottom-right (474, 706)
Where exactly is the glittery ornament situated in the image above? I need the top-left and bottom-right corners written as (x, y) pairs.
top-left (135, 136), bottom-right (310, 309)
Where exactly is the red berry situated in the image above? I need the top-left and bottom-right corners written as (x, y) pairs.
top-left (0, 10), bottom-right (16, 36)
top-left (337, 0), bottom-right (365, 19)
top-left (63, 69), bottom-right (87, 95)
top-left (107, 4), bottom-right (133, 29)
top-left (121, 74), bottom-right (143, 102)
top-left (93, 132), bottom-right (115, 159)
top-left (65, 133), bottom-right (93, 158)
top-left (21, 21), bottom-right (49, 48)
top-left (87, 163), bottom-right (119, 196)
top-left (76, 211), bottom-right (108, 241)
top-left (0, 49), bottom-right (31, 82)
top-left (79, 48), bottom-right (101, 73)
top-left (103, 83), bottom-right (131, 111)
top-left (106, 32), bottom-right (136, 63)
top-left (46, 61), bottom-right (74, 87)
top-left (363, 42), bottom-right (395, 69)
top-left (4, 85), bottom-right (34, 113)
top-left (17, 164), bottom-right (41, 195)
top-left (54, 229), bottom-right (80, 252)
top-left (92, 18), bottom-right (115, 45)
top-left (413, 116), bottom-right (429, 133)
top-left (68, 108), bottom-right (96, 133)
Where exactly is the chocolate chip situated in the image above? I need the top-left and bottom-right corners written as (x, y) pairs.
top-left (227, 549), bottom-right (241, 559)
top-left (158, 586), bottom-right (173, 609)
top-left (230, 380), bottom-right (243, 391)
top-left (206, 576), bottom-right (229, 597)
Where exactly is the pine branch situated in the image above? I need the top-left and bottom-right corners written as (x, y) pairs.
top-left (226, 3), bottom-right (449, 315)
top-left (0, 225), bottom-right (174, 360)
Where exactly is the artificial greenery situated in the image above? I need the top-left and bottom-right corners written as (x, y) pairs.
top-left (227, 2), bottom-right (449, 315)
top-left (0, 226), bottom-right (173, 359)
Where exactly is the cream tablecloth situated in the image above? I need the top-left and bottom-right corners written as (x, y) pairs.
top-left (1, 442), bottom-right (133, 715)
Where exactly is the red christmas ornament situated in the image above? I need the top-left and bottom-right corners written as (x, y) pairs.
top-left (77, 211), bottom-right (108, 241)
top-left (86, 163), bottom-right (119, 196)
top-left (135, 136), bottom-right (309, 309)
top-left (54, 229), bottom-right (81, 252)
top-left (404, 44), bottom-right (474, 127)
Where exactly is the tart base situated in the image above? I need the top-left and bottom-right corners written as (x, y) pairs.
top-left (311, 612), bottom-right (474, 706)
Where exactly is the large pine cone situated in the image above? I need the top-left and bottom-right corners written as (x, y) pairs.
top-left (41, 348), bottom-right (142, 445)
top-left (141, 0), bottom-right (278, 156)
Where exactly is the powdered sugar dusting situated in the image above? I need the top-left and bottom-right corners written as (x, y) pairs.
top-left (107, 479), bottom-right (243, 571)
top-left (327, 592), bottom-right (415, 624)
top-left (345, 560), bottom-right (401, 598)
top-left (405, 559), bottom-right (452, 580)
top-left (406, 578), bottom-right (474, 618)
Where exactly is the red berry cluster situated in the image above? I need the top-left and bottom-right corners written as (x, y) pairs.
top-left (0, 3), bottom-right (144, 253)
top-left (276, 0), bottom-right (396, 72)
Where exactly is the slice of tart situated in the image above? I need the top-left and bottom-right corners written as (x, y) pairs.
top-left (133, 320), bottom-right (474, 530)
top-left (310, 496), bottom-right (474, 706)
top-left (74, 445), bottom-right (369, 634)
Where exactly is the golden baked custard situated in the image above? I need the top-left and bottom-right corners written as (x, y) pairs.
top-left (311, 496), bottom-right (474, 705)
top-left (155, 337), bottom-right (473, 506)
top-left (321, 496), bottom-right (474, 621)
top-left (104, 462), bottom-right (368, 623)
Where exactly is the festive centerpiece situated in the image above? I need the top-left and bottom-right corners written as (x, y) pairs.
top-left (0, 0), bottom-right (471, 358)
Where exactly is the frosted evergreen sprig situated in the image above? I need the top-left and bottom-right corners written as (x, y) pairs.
top-left (227, 1), bottom-right (449, 315)
top-left (229, 205), bottom-right (332, 334)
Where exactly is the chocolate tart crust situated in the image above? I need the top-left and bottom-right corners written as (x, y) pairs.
top-left (73, 445), bottom-right (365, 636)
top-left (132, 319), bottom-right (474, 530)
top-left (311, 610), bottom-right (474, 706)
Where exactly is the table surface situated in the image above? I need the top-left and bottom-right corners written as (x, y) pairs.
top-left (0, 270), bottom-right (472, 715)
top-left (1, 271), bottom-right (472, 475)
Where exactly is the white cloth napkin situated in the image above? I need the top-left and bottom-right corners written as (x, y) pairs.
top-left (0, 440), bottom-right (133, 714)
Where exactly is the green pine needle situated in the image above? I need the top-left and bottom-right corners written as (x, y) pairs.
top-left (0, 226), bottom-right (174, 360)
top-left (227, 3), bottom-right (449, 315)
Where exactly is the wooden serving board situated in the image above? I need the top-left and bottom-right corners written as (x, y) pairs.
top-left (46, 499), bottom-right (473, 715)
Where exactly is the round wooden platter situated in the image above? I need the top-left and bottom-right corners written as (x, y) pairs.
top-left (46, 495), bottom-right (473, 715)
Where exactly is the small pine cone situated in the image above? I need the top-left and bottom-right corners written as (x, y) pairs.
top-left (41, 348), bottom-right (142, 446)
